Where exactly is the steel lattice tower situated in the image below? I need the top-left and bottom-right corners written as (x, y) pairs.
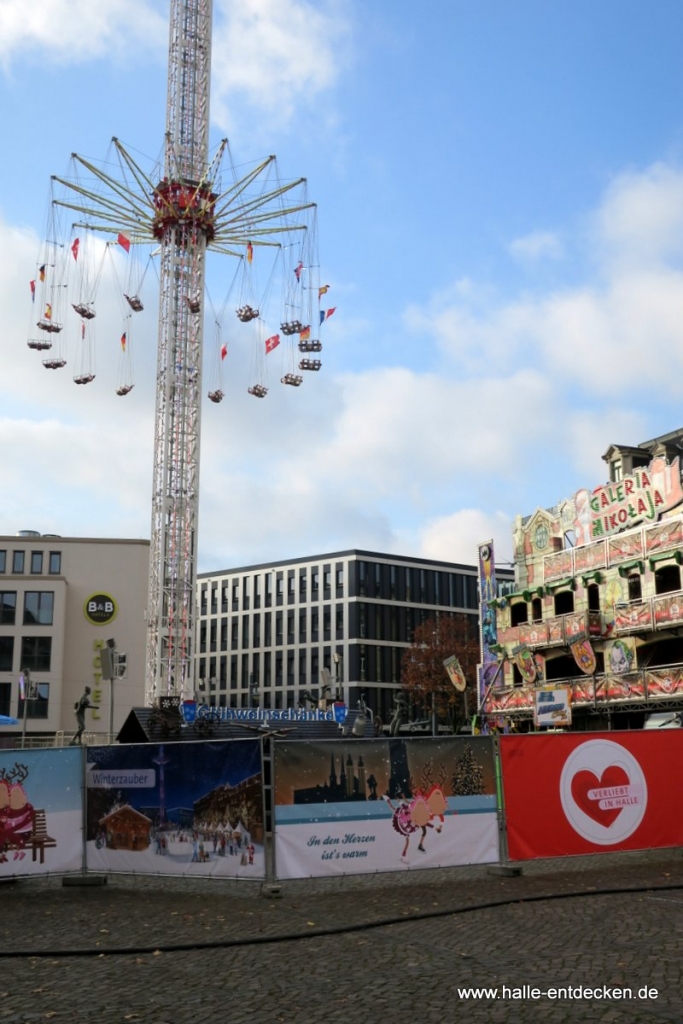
top-left (147, 0), bottom-right (213, 702)
top-left (37, 0), bottom-right (320, 707)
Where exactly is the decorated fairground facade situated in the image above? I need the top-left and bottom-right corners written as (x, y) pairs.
top-left (478, 428), bottom-right (683, 730)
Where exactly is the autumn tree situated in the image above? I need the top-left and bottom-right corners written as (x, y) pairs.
top-left (400, 614), bottom-right (480, 733)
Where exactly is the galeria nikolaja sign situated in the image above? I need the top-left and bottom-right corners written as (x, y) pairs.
top-left (574, 457), bottom-right (683, 544)
top-left (500, 732), bottom-right (683, 860)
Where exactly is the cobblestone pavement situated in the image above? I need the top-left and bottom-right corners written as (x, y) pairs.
top-left (1, 850), bottom-right (682, 1023)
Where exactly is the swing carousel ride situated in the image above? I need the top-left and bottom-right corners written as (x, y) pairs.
top-left (26, 0), bottom-right (336, 704)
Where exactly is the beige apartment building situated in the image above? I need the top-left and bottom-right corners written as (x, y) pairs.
top-left (0, 532), bottom-right (149, 747)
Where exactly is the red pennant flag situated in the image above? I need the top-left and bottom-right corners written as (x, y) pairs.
top-left (246, 241), bottom-right (253, 264)
top-left (117, 232), bottom-right (131, 253)
top-left (29, 280), bottom-right (35, 303)
top-left (299, 325), bottom-right (311, 341)
top-left (294, 261), bottom-right (304, 282)
top-left (324, 307), bottom-right (336, 321)
top-left (71, 238), bottom-right (80, 261)
top-left (120, 332), bottom-right (127, 351)
top-left (220, 343), bottom-right (228, 361)
top-left (265, 334), bottom-right (280, 354)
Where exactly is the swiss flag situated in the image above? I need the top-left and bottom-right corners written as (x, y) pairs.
top-left (265, 334), bottom-right (280, 354)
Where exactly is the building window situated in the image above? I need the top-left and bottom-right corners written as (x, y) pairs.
top-left (242, 615), bottom-right (249, 648)
top-left (231, 621), bottom-right (238, 650)
top-left (199, 624), bottom-right (207, 653)
top-left (0, 682), bottom-right (10, 716)
top-left (0, 551), bottom-right (5, 574)
top-left (276, 574), bottom-right (284, 605)
top-left (254, 575), bottom-right (261, 609)
top-left (221, 585), bottom-right (229, 613)
top-left (299, 609), bottom-right (307, 643)
top-left (312, 569), bottom-right (319, 597)
top-left (232, 580), bottom-right (239, 610)
top-left (20, 636), bottom-right (52, 673)
top-left (336, 604), bottom-right (344, 639)
top-left (287, 652), bottom-right (295, 686)
top-left (358, 562), bottom-right (366, 596)
top-left (48, 552), bottom-right (61, 575)
top-left (265, 574), bottom-right (273, 607)
top-left (23, 592), bottom-right (54, 626)
top-left (299, 650), bottom-right (307, 686)
top-left (276, 611), bottom-right (283, 645)
top-left (323, 568), bottom-right (331, 599)
top-left (299, 570), bottom-right (307, 601)
top-left (359, 644), bottom-right (366, 682)
top-left (264, 652), bottom-right (271, 687)
top-left (554, 590), bottom-right (574, 616)
top-left (253, 615), bottom-right (261, 648)
top-left (655, 563), bottom-right (681, 595)
top-left (359, 603), bottom-right (366, 638)
top-left (336, 564), bottom-right (344, 597)
top-left (287, 611), bottom-right (295, 644)
top-left (210, 586), bottom-right (217, 615)
top-left (323, 606), bottom-right (331, 641)
top-left (264, 613), bottom-right (271, 646)
top-left (311, 608), bottom-right (319, 642)
top-left (511, 601), bottom-right (528, 626)
top-left (587, 584), bottom-right (600, 612)
top-left (12, 551), bottom-right (25, 574)
top-left (531, 597), bottom-right (543, 623)
top-left (275, 652), bottom-right (283, 687)
top-left (242, 577), bottom-right (250, 610)
top-left (18, 681), bottom-right (50, 719)
top-left (220, 619), bottom-right (228, 650)
top-left (288, 574), bottom-right (296, 603)
top-left (0, 637), bottom-right (13, 672)
top-left (0, 592), bottom-right (16, 626)
top-left (200, 585), bottom-right (207, 616)
top-left (210, 621), bottom-right (217, 652)
top-left (30, 552), bottom-right (43, 575)
top-left (628, 573), bottom-right (642, 602)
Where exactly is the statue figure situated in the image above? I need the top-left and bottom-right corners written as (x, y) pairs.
top-left (389, 692), bottom-right (409, 737)
top-left (70, 686), bottom-right (99, 745)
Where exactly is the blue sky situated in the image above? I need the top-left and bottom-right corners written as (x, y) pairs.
top-left (1, 0), bottom-right (683, 572)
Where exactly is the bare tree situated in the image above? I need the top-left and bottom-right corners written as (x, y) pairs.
top-left (401, 615), bottom-right (479, 733)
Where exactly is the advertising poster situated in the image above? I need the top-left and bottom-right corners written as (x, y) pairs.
top-left (85, 739), bottom-right (264, 878)
top-left (0, 747), bottom-right (83, 878)
top-left (273, 737), bottom-right (499, 879)
top-left (533, 685), bottom-right (571, 729)
top-left (500, 732), bottom-right (683, 860)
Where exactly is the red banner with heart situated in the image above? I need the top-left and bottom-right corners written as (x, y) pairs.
top-left (500, 732), bottom-right (683, 859)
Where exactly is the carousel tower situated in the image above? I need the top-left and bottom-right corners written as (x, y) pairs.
top-left (147, 0), bottom-right (214, 702)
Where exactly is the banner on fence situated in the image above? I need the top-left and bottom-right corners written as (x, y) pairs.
top-left (500, 732), bottom-right (683, 860)
top-left (273, 737), bottom-right (499, 879)
top-left (85, 739), bottom-right (265, 877)
top-left (0, 747), bottom-right (83, 877)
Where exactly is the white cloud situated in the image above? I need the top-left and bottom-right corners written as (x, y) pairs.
top-left (211, 0), bottom-right (352, 133)
top-left (417, 509), bottom-right (513, 567)
top-left (0, 0), bottom-right (166, 67)
top-left (509, 230), bottom-right (563, 263)
top-left (594, 163), bottom-right (683, 271)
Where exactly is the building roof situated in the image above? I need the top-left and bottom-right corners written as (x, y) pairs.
top-left (198, 548), bottom-right (514, 579)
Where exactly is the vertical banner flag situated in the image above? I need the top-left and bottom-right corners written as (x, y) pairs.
top-left (71, 238), bottom-right (80, 261)
top-left (477, 541), bottom-right (499, 707)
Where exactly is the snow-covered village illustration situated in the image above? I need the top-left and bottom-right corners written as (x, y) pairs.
top-left (85, 740), bottom-right (265, 878)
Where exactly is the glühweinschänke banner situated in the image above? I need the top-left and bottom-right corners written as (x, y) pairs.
top-left (273, 737), bottom-right (499, 878)
top-left (85, 739), bottom-right (265, 877)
